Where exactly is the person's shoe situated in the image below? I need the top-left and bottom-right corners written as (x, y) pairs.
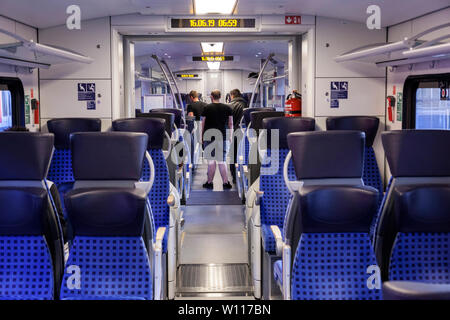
top-left (203, 182), bottom-right (213, 189)
top-left (223, 182), bottom-right (232, 190)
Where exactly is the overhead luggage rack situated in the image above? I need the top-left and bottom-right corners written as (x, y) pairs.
top-left (334, 22), bottom-right (450, 68)
top-left (0, 28), bottom-right (93, 70)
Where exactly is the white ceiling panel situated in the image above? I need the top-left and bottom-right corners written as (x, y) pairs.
top-left (0, 0), bottom-right (448, 29)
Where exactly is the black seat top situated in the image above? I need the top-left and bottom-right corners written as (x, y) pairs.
top-left (151, 108), bottom-right (183, 128)
top-left (298, 185), bottom-right (379, 233)
top-left (138, 112), bottom-right (174, 135)
top-left (47, 118), bottom-right (101, 149)
top-left (326, 116), bottom-right (379, 147)
top-left (382, 130), bottom-right (450, 177)
top-left (0, 187), bottom-right (48, 235)
top-left (113, 118), bottom-right (166, 150)
top-left (287, 131), bottom-right (365, 180)
top-left (65, 188), bottom-right (147, 237)
top-left (71, 132), bottom-right (148, 181)
top-left (249, 111), bottom-right (284, 133)
top-left (0, 132), bottom-right (54, 180)
top-left (242, 107), bottom-right (274, 127)
top-left (263, 117), bottom-right (315, 149)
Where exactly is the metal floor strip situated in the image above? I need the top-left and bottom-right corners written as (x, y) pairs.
top-left (177, 264), bottom-right (253, 295)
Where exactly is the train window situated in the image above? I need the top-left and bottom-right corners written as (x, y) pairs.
top-left (416, 83), bottom-right (450, 129)
top-left (403, 73), bottom-right (450, 129)
top-left (0, 77), bottom-right (25, 129)
top-left (0, 90), bottom-right (12, 131)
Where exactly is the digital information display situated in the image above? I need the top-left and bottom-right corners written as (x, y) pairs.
top-left (192, 56), bottom-right (234, 62)
top-left (168, 18), bottom-right (258, 32)
top-left (177, 74), bottom-right (200, 79)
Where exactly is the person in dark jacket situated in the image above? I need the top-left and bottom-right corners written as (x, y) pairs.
top-left (228, 89), bottom-right (248, 183)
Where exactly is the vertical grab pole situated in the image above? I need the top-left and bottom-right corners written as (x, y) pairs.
top-left (151, 55), bottom-right (178, 110)
top-left (249, 53), bottom-right (275, 109)
top-left (162, 59), bottom-right (187, 128)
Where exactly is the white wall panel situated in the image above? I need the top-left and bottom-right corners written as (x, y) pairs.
top-left (411, 8), bottom-right (450, 40)
top-left (315, 16), bottom-right (386, 78)
top-left (223, 70), bottom-right (243, 97)
top-left (40, 79), bottom-right (111, 118)
top-left (39, 17), bottom-right (111, 79)
top-left (315, 77), bottom-right (385, 117)
top-left (0, 17), bottom-right (39, 130)
top-left (387, 8), bottom-right (450, 131)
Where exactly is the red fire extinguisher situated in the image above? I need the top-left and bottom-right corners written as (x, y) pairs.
top-left (31, 98), bottom-right (40, 125)
top-left (285, 90), bottom-right (302, 117)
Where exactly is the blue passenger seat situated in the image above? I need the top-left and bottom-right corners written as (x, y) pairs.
top-left (274, 131), bottom-right (381, 299)
top-left (60, 132), bottom-right (154, 300)
top-left (46, 118), bottom-right (101, 217)
top-left (256, 117), bottom-right (315, 299)
top-left (326, 116), bottom-right (382, 196)
top-left (236, 108), bottom-right (272, 199)
top-left (112, 118), bottom-right (170, 252)
top-left (375, 130), bottom-right (450, 299)
top-left (0, 132), bottom-right (65, 300)
top-left (259, 117), bottom-right (315, 254)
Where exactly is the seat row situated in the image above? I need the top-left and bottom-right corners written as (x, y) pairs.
top-left (0, 115), bottom-right (190, 300)
top-left (238, 111), bottom-right (450, 300)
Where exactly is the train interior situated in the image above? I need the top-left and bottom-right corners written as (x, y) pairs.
top-left (0, 0), bottom-right (449, 305)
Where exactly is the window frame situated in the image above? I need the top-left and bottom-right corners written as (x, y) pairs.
top-left (403, 73), bottom-right (450, 129)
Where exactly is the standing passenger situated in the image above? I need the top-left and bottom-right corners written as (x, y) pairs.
top-left (228, 89), bottom-right (248, 183)
top-left (202, 90), bottom-right (233, 190)
top-left (187, 90), bottom-right (207, 121)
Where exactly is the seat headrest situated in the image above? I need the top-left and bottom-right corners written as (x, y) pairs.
top-left (326, 116), bottom-right (379, 147)
top-left (0, 132), bottom-right (54, 180)
top-left (0, 187), bottom-right (48, 235)
top-left (47, 118), bottom-right (101, 149)
top-left (65, 188), bottom-right (147, 236)
top-left (299, 185), bottom-right (379, 233)
top-left (151, 108), bottom-right (182, 127)
top-left (71, 132), bottom-right (148, 180)
top-left (382, 130), bottom-right (450, 177)
top-left (394, 184), bottom-right (450, 233)
top-left (250, 111), bottom-right (284, 132)
top-left (263, 117), bottom-right (316, 149)
top-left (287, 131), bottom-right (365, 179)
top-left (243, 107), bottom-right (274, 126)
top-left (138, 112), bottom-right (174, 135)
top-left (112, 118), bottom-right (165, 150)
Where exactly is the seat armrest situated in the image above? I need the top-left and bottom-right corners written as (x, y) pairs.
top-left (383, 281), bottom-right (450, 300)
top-left (154, 227), bottom-right (167, 251)
top-left (255, 191), bottom-right (264, 206)
top-left (167, 194), bottom-right (176, 207)
top-left (270, 225), bottom-right (284, 256)
top-left (152, 226), bottom-right (167, 300)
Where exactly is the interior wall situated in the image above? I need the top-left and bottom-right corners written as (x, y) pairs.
top-left (384, 7), bottom-right (450, 178)
top-left (313, 16), bottom-right (387, 184)
top-left (386, 7), bottom-right (450, 132)
top-left (38, 17), bottom-right (113, 131)
top-left (0, 16), bottom-right (39, 131)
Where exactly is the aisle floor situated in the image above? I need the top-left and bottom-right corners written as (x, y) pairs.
top-left (177, 163), bottom-right (253, 298)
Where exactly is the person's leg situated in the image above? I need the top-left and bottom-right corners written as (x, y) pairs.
top-left (218, 162), bottom-right (229, 184)
top-left (229, 136), bottom-right (236, 182)
top-left (207, 160), bottom-right (216, 183)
